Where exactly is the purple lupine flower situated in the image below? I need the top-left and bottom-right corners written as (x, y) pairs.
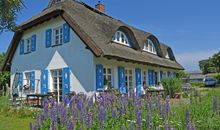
top-left (33, 122), bottom-right (37, 130)
top-left (60, 104), bottom-right (67, 125)
top-left (43, 100), bottom-right (49, 117)
top-left (186, 108), bottom-right (191, 130)
top-left (67, 121), bottom-right (74, 130)
top-left (51, 106), bottom-right (57, 128)
top-left (86, 112), bottom-right (92, 129)
top-left (146, 105), bottom-right (151, 128)
top-left (112, 107), bottom-right (117, 119)
top-left (29, 122), bottom-right (32, 130)
top-left (41, 112), bottom-right (45, 124)
top-left (164, 124), bottom-right (169, 130)
top-left (98, 106), bottom-right (107, 130)
top-left (213, 96), bottom-right (218, 114)
top-left (148, 96), bottom-right (153, 111)
top-left (164, 96), bottom-right (170, 115)
top-left (136, 110), bottom-right (142, 128)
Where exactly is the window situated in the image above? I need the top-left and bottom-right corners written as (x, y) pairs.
top-left (125, 69), bottom-right (133, 91)
top-left (143, 39), bottom-right (157, 54)
top-left (25, 72), bottom-right (31, 86)
top-left (24, 38), bottom-right (31, 53)
top-left (165, 53), bottom-right (170, 59)
top-left (103, 67), bottom-right (113, 89)
top-left (112, 31), bottom-right (129, 46)
top-left (51, 69), bottom-right (63, 103)
top-left (53, 27), bottom-right (63, 46)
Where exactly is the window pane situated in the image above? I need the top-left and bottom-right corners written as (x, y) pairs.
top-left (107, 68), bottom-right (111, 74)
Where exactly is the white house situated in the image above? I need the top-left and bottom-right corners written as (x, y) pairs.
top-left (2, 0), bottom-right (183, 102)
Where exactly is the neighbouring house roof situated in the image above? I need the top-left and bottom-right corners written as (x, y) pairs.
top-left (2, 0), bottom-right (184, 71)
top-left (186, 71), bottom-right (205, 80)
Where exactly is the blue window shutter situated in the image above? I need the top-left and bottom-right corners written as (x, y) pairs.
top-left (20, 39), bottom-right (24, 55)
top-left (31, 35), bottom-right (36, 52)
top-left (41, 70), bottom-right (48, 94)
top-left (62, 67), bottom-right (70, 99)
top-left (30, 71), bottom-right (35, 92)
top-left (168, 72), bottom-right (171, 78)
top-left (135, 68), bottom-right (142, 97)
top-left (96, 64), bottom-right (104, 91)
top-left (19, 73), bottom-right (23, 92)
top-left (118, 67), bottom-right (126, 94)
top-left (63, 23), bottom-right (70, 43)
top-left (45, 29), bottom-right (52, 48)
top-left (148, 70), bottom-right (153, 86)
top-left (148, 70), bottom-right (151, 86)
top-left (152, 70), bottom-right (155, 86)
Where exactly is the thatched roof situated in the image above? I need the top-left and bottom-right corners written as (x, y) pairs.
top-left (2, 0), bottom-right (184, 71)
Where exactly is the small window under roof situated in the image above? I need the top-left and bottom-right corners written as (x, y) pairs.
top-left (112, 31), bottom-right (130, 46)
top-left (143, 39), bottom-right (157, 54)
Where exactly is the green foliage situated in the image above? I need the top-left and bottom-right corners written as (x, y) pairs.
top-left (214, 73), bottom-right (220, 84)
top-left (191, 81), bottom-right (205, 88)
top-left (199, 51), bottom-right (220, 74)
top-left (0, 0), bottom-right (24, 33)
top-left (0, 53), bottom-right (10, 91)
top-left (161, 78), bottom-right (182, 97)
top-left (176, 70), bottom-right (188, 79)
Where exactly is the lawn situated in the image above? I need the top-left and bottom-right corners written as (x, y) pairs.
top-left (0, 96), bottom-right (35, 130)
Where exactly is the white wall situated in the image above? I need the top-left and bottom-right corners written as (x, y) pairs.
top-left (11, 16), bottom-right (95, 96)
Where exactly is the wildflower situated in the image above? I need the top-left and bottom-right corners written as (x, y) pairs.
top-left (121, 125), bottom-right (126, 130)
top-left (146, 105), bottom-right (151, 128)
top-left (136, 110), bottom-right (142, 128)
top-left (60, 105), bottom-right (67, 125)
top-left (112, 107), bottom-right (117, 119)
top-left (41, 112), bottom-right (45, 124)
top-left (164, 96), bottom-right (170, 115)
top-left (98, 106), bottom-right (107, 130)
top-left (86, 112), bottom-right (92, 129)
top-left (33, 122), bottom-right (37, 130)
top-left (63, 95), bottom-right (69, 106)
top-left (186, 108), bottom-right (191, 130)
top-left (67, 121), bottom-right (74, 130)
top-left (213, 96), bottom-right (218, 114)
top-left (29, 122), bottom-right (32, 130)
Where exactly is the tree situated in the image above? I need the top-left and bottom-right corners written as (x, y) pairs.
top-left (212, 51), bottom-right (220, 72)
top-left (0, 53), bottom-right (9, 91)
top-left (199, 58), bottom-right (217, 74)
top-left (0, 0), bottom-right (24, 33)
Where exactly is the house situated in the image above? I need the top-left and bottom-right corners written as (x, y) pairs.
top-left (187, 71), bottom-right (205, 83)
top-left (2, 0), bottom-right (183, 101)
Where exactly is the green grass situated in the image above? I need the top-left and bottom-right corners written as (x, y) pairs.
top-left (0, 115), bottom-right (32, 130)
top-left (0, 96), bottom-right (35, 130)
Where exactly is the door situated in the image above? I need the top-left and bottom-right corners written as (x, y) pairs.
top-left (51, 69), bottom-right (63, 103)
top-left (125, 68), bottom-right (133, 92)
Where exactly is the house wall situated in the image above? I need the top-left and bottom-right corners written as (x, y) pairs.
top-left (94, 57), bottom-right (177, 89)
top-left (10, 16), bottom-right (95, 97)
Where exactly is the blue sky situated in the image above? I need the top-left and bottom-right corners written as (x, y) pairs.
top-left (0, 0), bottom-right (219, 71)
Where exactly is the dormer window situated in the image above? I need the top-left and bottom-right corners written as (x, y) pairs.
top-left (143, 39), bottom-right (157, 54)
top-left (54, 0), bottom-right (61, 4)
top-left (112, 31), bottom-right (130, 46)
top-left (165, 53), bottom-right (170, 59)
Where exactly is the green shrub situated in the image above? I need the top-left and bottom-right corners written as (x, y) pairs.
top-left (161, 78), bottom-right (182, 98)
top-left (214, 73), bottom-right (220, 84)
top-left (191, 81), bottom-right (205, 88)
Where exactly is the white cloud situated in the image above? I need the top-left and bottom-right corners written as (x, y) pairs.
top-left (176, 50), bottom-right (217, 71)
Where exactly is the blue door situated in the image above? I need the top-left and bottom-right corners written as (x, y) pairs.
top-left (118, 67), bottom-right (126, 94)
top-left (41, 70), bottom-right (48, 94)
top-left (96, 64), bottom-right (104, 91)
top-left (62, 67), bottom-right (70, 99)
top-left (135, 68), bottom-right (142, 97)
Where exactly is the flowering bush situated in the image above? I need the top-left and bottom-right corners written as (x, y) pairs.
top-left (30, 89), bottom-right (220, 130)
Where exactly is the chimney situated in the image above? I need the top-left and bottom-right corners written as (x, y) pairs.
top-left (95, 1), bottom-right (105, 13)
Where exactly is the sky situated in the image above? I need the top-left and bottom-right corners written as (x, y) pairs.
top-left (0, 0), bottom-right (219, 71)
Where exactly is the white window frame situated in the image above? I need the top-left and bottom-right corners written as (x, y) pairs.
top-left (112, 31), bottom-right (130, 46)
top-left (52, 26), bottom-right (63, 46)
top-left (25, 72), bottom-right (31, 86)
top-left (143, 39), bottom-right (157, 54)
top-left (125, 68), bottom-right (134, 91)
top-left (51, 69), bottom-right (63, 103)
top-left (103, 67), bottom-right (113, 89)
top-left (165, 53), bottom-right (170, 59)
top-left (24, 38), bottom-right (31, 54)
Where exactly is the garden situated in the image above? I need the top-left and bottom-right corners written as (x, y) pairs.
top-left (0, 78), bottom-right (220, 130)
